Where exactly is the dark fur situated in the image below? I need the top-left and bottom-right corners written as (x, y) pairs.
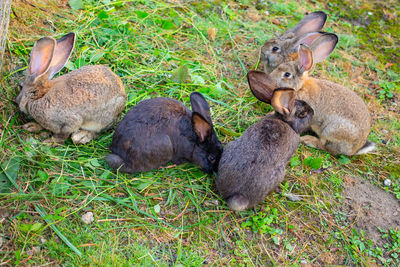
top-left (217, 98), bottom-right (313, 211)
top-left (106, 93), bottom-right (223, 174)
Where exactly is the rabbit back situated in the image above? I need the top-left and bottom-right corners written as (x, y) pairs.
top-left (298, 78), bottom-right (371, 154)
top-left (217, 118), bottom-right (299, 210)
top-left (108, 98), bottom-right (195, 172)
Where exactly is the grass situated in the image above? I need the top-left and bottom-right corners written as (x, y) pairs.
top-left (1, 0), bottom-right (400, 265)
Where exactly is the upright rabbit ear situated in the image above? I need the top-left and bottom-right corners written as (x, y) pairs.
top-left (29, 37), bottom-right (56, 80)
top-left (271, 88), bottom-right (295, 116)
top-left (247, 70), bottom-right (278, 104)
top-left (288, 11), bottom-right (327, 36)
top-left (298, 44), bottom-right (313, 73)
top-left (290, 31), bottom-right (325, 52)
top-left (47, 33), bottom-right (76, 79)
top-left (310, 33), bottom-right (338, 63)
top-left (190, 92), bottom-right (213, 142)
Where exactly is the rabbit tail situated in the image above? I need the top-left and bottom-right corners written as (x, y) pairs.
top-left (227, 194), bottom-right (249, 211)
top-left (106, 153), bottom-right (125, 170)
top-left (355, 140), bottom-right (375, 155)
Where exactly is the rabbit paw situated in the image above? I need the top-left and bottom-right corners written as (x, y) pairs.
top-left (300, 135), bottom-right (326, 150)
top-left (23, 122), bottom-right (43, 132)
top-left (43, 136), bottom-right (66, 145)
top-left (71, 130), bottom-right (96, 144)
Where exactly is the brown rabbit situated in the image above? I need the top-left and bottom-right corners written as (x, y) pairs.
top-left (217, 71), bottom-right (314, 211)
top-left (269, 33), bottom-right (374, 155)
top-left (261, 11), bottom-right (327, 73)
top-left (16, 33), bottom-right (126, 144)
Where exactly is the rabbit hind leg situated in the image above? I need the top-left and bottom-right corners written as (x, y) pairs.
top-left (301, 134), bottom-right (351, 155)
top-left (94, 96), bottom-right (126, 131)
top-left (320, 127), bottom-right (359, 156)
top-left (23, 122), bottom-right (44, 132)
top-left (324, 140), bottom-right (357, 156)
top-left (43, 133), bottom-right (70, 145)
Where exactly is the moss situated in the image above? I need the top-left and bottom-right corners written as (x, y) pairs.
top-left (384, 164), bottom-right (400, 179)
top-left (324, 0), bottom-right (400, 82)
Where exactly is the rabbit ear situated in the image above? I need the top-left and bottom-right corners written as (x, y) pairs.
top-left (310, 33), bottom-right (338, 63)
top-left (247, 70), bottom-right (278, 104)
top-left (190, 92), bottom-right (213, 142)
top-left (290, 31), bottom-right (324, 52)
top-left (192, 113), bottom-right (212, 142)
top-left (190, 92), bottom-right (212, 124)
top-left (29, 37), bottom-right (56, 79)
top-left (47, 33), bottom-right (76, 79)
top-left (288, 11), bottom-right (327, 36)
top-left (298, 44), bottom-right (313, 73)
top-left (271, 88), bottom-right (295, 116)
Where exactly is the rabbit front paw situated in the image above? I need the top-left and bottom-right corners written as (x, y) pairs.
top-left (43, 134), bottom-right (67, 145)
top-left (71, 130), bottom-right (97, 144)
top-left (22, 122), bottom-right (43, 132)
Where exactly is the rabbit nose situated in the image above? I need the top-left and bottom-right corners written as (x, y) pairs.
top-left (15, 94), bottom-right (21, 104)
top-left (261, 51), bottom-right (268, 61)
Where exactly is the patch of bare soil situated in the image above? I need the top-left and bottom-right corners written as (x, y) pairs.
top-left (342, 176), bottom-right (400, 246)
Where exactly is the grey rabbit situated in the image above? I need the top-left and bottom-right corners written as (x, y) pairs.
top-left (106, 92), bottom-right (223, 174)
top-left (216, 71), bottom-right (314, 211)
top-left (261, 11), bottom-right (327, 73)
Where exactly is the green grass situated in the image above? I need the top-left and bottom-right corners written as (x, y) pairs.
top-left (1, 0), bottom-right (400, 265)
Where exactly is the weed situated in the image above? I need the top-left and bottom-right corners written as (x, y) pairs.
top-left (241, 207), bottom-right (283, 244)
top-left (378, 80), bottom-right (395, 100)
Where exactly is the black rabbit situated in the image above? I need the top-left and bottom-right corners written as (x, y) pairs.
top-left (216, 71), bottom-right (314, 211)
top-left (106, 92), bottom-right (223, 174)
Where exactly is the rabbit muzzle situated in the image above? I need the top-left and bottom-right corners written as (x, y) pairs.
top-left (16, 91), bottom-right (29, 114)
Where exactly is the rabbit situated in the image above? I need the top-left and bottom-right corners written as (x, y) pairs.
top-left (106, 92), bottom-right (223, 174)
top-left (216, 71), bottom-right (314, 211)
top-left (16, 32), bottom-right (126, 144)
top-left (261, 11), bottom-right (328, 73)
top-left (269, 33), bottom-right (375, 155)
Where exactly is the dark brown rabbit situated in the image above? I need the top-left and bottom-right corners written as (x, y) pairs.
top-left (16, 33), bottom-right (126, 144)
top-left (261, 11), bottom-right (327, 73)
top-left (216, 71), bottom-right (314, 211)
top-left (106, 92), bottom-right (223, 174)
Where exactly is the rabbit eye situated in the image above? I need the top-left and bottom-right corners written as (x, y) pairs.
top-left (208, 155), bottom-right (216, 163)
top-left (298, 111), bottom-right (307, 118)
top-left (272, 46), bottom-right (279, 52)
top-left (284, 72), bottom-right (291, 78)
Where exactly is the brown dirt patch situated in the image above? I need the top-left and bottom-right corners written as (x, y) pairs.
top-left (342, 176), bottom-right (400, 246)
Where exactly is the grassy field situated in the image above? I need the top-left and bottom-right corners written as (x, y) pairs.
top-left (1, 0), bottom-right (399, 265)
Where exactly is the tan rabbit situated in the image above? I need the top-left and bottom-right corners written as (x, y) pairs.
top-left (261, 11), bottom-right (327, 73)
top-left (16, 33), bottom-right (126, 144)
top-left (269, 33), bottom-right (374, 155)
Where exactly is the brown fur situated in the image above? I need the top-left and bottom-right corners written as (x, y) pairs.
top-left (270, 61), bottom-right (372, 155)
top-left (17, 33), bottom-right (126, 144)
top-left (260, 11), bottom-right (327, 73)
top-left (26, 65), bottom-right (125, 133)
